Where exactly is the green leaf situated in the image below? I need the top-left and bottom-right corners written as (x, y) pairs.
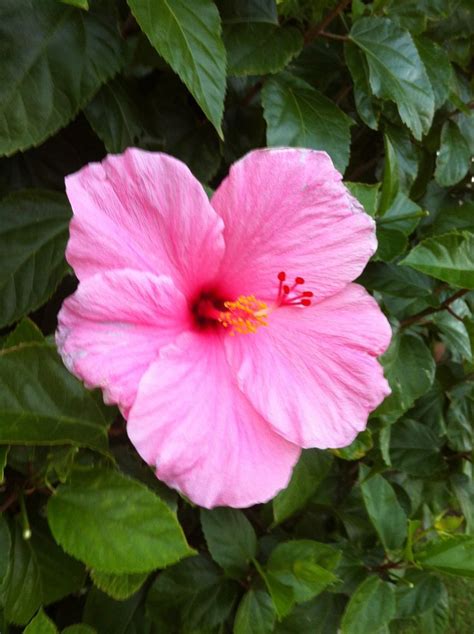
top-left (376, 333), bottom-right (435, 425)
top-left (344, 42), bottom-right (378, 129)
top-left (47, 468), bottom-right (193, 574)
top-left (2, 319), bottom-right (44, 349)
top-left (59, 0), bottom-right (89, 8)
top-left (375, 227), bottom-right (408, 262)
top-left (3, 521), bottom-right (42, 626)
top-left (0, 515), bottom-right (11, 591)
top-left (0, 446), bottom-right (8, 483)
top-left (224, 24), bottom-right (302, 76)
top-left (345, 182), bottom-right (380, 218)
top-left (379, 192), bottom-right (425, 236)
top-left (24, 609), bottom-right (58, 634)
top-left (0, 343), bottom-right (109, 451)
top-left (360, 262), bottom-right (436, 299)
top-left (84, 78), bottom-right (148, 154)
top-left (234, 589), bottom-right (276, 634)
top-left (379, 135), bottom-right (400, 214)
top-left (62, 627), bottom-right (97, 634)
top-left (0, 0), bottom-right (122, 156)
top-left (414, 36), bottom-right (453, 109)
top-left (90, 570), bottom-right (147, 601)
top-left (384, 125), bottom-right (420, 194)
top-left (349, 17), bottom-right (434, 140)
top-left (341, 576), bottom-right (396, 634)
top-left (273, 450), bottom-right (332, 524)
top-left (359, 465), bottom-right (407, 551)
top-left (332, 429), bottom-right (373, 461)
top-left (430, 201), bottom-right (474, 236)
top-left (126, 0), bottom-right (226, 137)
top-left (274, 593), bottom-right (346, 634)
top-left (0, 191), bottom-right (71, 327)
top-left (417, 536), bottom-right (474, 577)
top-left (401, 232), bottom-right (474, 289)
top-left (83, 587), bottom-right (142, 634)
top-left (396, 573), bottom-right (444, 618)
top-left (262, 72), bottom-right (353, 173)
top-left (31, 520), bottom-right (85, 606)
top-left (147, 555), bottom-right (238, 632)
top-left (435, 120), bottom-right (471, 186)
top-left (390, 419), bottom-right (444, 477)
top-left (266, 541), bottom-right (339, 607)
top-left (200, 508), bottom-right (257, 577)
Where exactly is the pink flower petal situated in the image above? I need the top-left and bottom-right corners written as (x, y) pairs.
top-left (56, 269), bottom-right (191, 414)
top-left (127, 332), bottom-right (301, 508)
top-left (211, 148), bottom-right (376, 301)
top-left (65, 148), bottom-right (225, 298)
top-left (225, 284), bottom-right (392, 449)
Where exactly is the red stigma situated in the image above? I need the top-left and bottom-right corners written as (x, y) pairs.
top-left (275, 271), bottom-right (313, 308)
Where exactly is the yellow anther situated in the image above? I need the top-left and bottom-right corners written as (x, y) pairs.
top-left (218, 295), bottom-right (269, 335)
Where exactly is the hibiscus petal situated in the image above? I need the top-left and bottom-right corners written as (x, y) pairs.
top-left (65, 148), bottom-right (225, 297)
top-left (211, 148), bottom-right (376, 301)
top-left (56, 269), bottom-right (191, 414)
top-left (127, 332), bottom-right (300, 508)
top-left (225, 284), bottom-right (391, 448)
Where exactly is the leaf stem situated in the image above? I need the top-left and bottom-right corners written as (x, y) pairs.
top-left (377, 210), bottom-right (428, 225)
top-left (399, 288), bottom-right (469, 328)
top-left (304, 0), bottom-right (352, 44)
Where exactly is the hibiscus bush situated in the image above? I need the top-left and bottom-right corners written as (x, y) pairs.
top-left (1, 0), bottom-right (474, 632)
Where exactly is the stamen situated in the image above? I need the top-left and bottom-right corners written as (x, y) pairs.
top-left (218, 295), bottom-right (269, 336)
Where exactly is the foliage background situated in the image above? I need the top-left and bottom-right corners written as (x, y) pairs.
top-left (0, 0), bottom-right (474, 632)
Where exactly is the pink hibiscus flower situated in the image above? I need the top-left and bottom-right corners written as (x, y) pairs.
top-left (56, 148), bottom-right (391, 508)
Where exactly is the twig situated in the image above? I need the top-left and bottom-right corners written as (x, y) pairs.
top-left (319, 30), bottom-right (349, 41)
top-left (400, 289), bottom-right (469, 328)
top-left (304, 0), bottom-right (352, 44)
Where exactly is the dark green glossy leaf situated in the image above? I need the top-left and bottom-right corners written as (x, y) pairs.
top-left (435, 120), bottom-right (471, 187)
top-left (390, 419), bottom-right (444, 477)
top-left (0, 0), bottom-right (122, 156)
top-left (349, 17), bottom-right (434, 140)
top-left (200, 508), bottom-right (257, 577)
top-left (345, 42), bottom-right (378, 129)
top-left (345, 182), bottom-right (380, 218)
top-left (396, 573), bottom-right (444, 618)
top-left (224, 24), bottom-right (303, 76)
top-left (126, 0), bottom-right (226, 137)
top-left (359, 465), bottom-right (407, 551)
top-left (414, 35), bottom-right (452, 109)
top-left (262, 72), bottom-right (353, 173)
top-left (234, 589), bottom-right (276, 634)
top-left (273, 450), bottom-right (332, 524)
top-left (401, 232), bottom-right (474, 288)
top-left (0, 343), bottom-right (109, 451)
top-left (146, 555), bottom-right (238, 632)
top-left (341, 576), bottom-right (396, 634)
top-left (376, 333), bottom-right (435, 425)
top-left (0, 191), bottom-right (71, 327)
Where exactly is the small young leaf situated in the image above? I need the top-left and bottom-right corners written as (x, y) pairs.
top-left (24, 609), bottom-right (58, 634)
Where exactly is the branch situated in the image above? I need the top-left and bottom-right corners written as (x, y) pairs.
top-left (304, 0), bottom-right (352, 45)
top-left (400, 288), bottom-right (469, 329)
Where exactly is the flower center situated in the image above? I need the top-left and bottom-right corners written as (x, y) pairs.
top-left (194, 272), bottom-right (312, 336)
